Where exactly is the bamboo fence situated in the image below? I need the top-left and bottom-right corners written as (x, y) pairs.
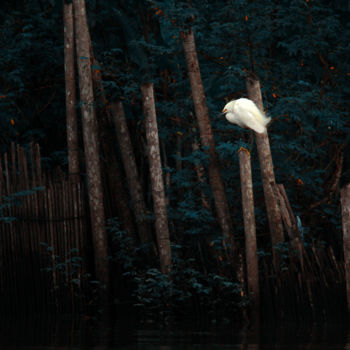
top-left (0, 143), bottom-right (346, 321)
top-left (0, 143), bottom-right (88, 314)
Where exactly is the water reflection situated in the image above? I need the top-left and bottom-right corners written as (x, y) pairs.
top-left (0, 316), bottom-right (349, 349)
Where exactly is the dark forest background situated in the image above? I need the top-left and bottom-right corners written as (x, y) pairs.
top-left (0, 0), bottom-right (349, 323)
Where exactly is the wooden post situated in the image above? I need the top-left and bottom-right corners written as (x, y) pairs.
top-left (272, 183), bottom-right (304, 270)
top-left (141, 83), bottom-right (172, 274)
top-left (63, 0), bottom-right (80, 183)
top-left (111, 101), bottom-right (153, 244)
top-left (246, 73), bottom-right (284, 270)
top-left (90, 55), bottom-right (137, 240)
top-left (73, 0), bottom-right (110, 291)
top-left (238, 147), bottom-right (260, 313)
top-left (181, 28), bottom-right (235, 256)
top-left (340, 183), bottom-right (350, 313)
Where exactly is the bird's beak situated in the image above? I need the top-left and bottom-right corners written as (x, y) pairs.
top-left (222, 108), bottom-right (227, 113)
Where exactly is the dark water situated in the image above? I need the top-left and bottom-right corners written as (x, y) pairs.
top-left (0, 316), bottom-right (349, 349)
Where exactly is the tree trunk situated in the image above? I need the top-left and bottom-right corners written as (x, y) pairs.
top-left (246, 74), bottom-right (284, 270)
top-left (63, 0), bottom-right (80, 183)
top-left (340, 183), bottom-right (350, 314)
top-left (73, 0), bottom-right (109, 289)
top-left (111, 101), bottom-right (153, 244)
top-left (238, 147), bottom-right (260, 313)
top-left (181, 28), bottom-right (235, 255)
top-left (141, 82), bottom-right (172, 274)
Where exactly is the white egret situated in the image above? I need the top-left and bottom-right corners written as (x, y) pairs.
top-left (222, 98), bottom-right (271, 134)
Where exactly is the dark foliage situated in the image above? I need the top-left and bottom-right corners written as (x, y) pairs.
top-left (1, 0), bottom-right (349, 319)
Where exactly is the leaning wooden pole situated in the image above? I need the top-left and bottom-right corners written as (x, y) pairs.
top-left (73, 0), bottom-right (110, 290)
top-left (141, 83), bottom-right (172, 274)
top-left (63, 0), bottom-right (80, 183)
top-left (272, 183), bottom-right (304, 270)
top-left (246, 74), bottom-right (284, 270)
top-left (89, 54), bottom-right (137, 240)
top-left (340, 183), bottom-right (350, 314)
top-left (181, 28), bottom-right (235, 255)
top-left (111, 101), bottom-right (153, 244)
top-left (238, 147), bottom-right (260, 314)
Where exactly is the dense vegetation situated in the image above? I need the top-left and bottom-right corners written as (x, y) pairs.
top-left (0, 0), bottom-right (349, 321)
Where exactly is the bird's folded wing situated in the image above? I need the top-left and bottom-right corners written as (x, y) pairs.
top-left (234, 107), bottom-right (266, 133)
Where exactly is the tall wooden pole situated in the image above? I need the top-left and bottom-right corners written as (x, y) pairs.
top-left (111, 101), bottom-right (153, 244)
top-left (246, 74), bottom-right (284, 270)
top-left (181, 28), bottom-right (235, 255)
top-left (63, 0), bottom-right (80, 183)
top-left (238, 147), bottom-right (260, 316)
top-left (73, 0), bottom-right (109, 290)
top-left (141, 83), bottom-right (172, 274)
top-left (89, 55), bottom-right (137, 240)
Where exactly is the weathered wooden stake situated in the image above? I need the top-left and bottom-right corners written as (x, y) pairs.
top-left (111, 101), bottom-right (153, 244)
top-left (246, 74), bottom-right (284, 270)
top-left (238, 147), bottom-right (260, 313)
top-left (141, 83), bottom-right (172, 274)
top-left (63, 0), bottom-right (80, 183)
top-left (181, 28), bottom-right (235, 256)
top-left (73, 0), bottom-right (110, 291)
top-left (272, 183), bottom-right (304, 270)
top-left (90, 54), bottom-right (137, 240)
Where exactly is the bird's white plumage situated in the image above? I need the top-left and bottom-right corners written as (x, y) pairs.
top-left (222, 98), bottom-right (271, 134)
